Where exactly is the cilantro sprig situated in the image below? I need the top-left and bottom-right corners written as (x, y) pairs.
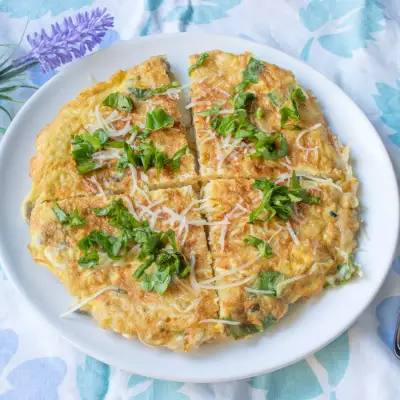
top-left (129, 81), bottom-right (180, 99)
top-left (53, 202), bottom-right (87, 227)
top-left (78, 199), bottom-right (189, 295)
top-left (249, 171), bottom-right (320, 223)
top-left (227, 314), bottom-right (276, 339)
top-left (188, 52), bottom-right (209, 75)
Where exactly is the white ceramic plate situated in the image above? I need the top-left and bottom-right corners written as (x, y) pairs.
top-left (0, 33), bottom-right (398, 383)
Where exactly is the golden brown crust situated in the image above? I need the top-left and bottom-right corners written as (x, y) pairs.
top-left (29, 187), bottom-right (220, 351)
top-left (27, 56), bottom-right (197, 207)
top-left (189, 50), bottom-right (345, 181)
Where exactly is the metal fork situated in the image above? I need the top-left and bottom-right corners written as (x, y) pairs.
top-left (395, 314), bottom-right (400, 359)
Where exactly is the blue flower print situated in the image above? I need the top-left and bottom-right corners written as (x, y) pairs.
top-left (163, 0), bottom-right (241, 27)
top-left (77, 356), bottom-right (110, 400)
top-left (128, 375), bottom-right (187, 400)
top-left (372, 81), bottom-right (400, 147)
top-left (0, 329), bottom-right (67, 400)
top-left (0, 0), bottom-right (95, 20)
top-left (376, 296), bottom-right (400, 350)
top-left (250, 332), bottom-right (350, 399)
top-left (392, 257), bottom-right (400, 275)
top-left (299, 0), bottom-right (387, 60)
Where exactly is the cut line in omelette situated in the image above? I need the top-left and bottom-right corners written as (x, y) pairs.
top-left (200, 176), bottom-right (359, 339)
top-left (25, 56), bottom-right (197, 215)
top-left (188, 50), bottom-right (349, 182)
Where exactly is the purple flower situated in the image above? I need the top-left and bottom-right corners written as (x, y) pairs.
top-left (14, 8), bottom-right (114, 72)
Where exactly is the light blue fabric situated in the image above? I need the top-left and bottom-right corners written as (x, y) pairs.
top-left (0, 1), bottom-right (400, 399)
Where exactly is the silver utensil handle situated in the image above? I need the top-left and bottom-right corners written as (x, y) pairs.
top-left (395, 314), bottom-right (400, 359)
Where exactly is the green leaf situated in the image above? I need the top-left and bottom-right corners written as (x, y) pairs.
top-left (52, 202), bottom-right (69, 223)
top-left (169, 145), bottom-right (187, 172)
top-left (129, 81), bottom-right (180, 99)
top-left (188, 52), bottom-right (209, 75)
top-left (250, 132), bottom-right (288, 161)
top-left (279, 86), bottom-right (306, 128)
top-left (102, 92), bottom-right (133, 112)
top-left (197, 105), bottom-right (221, 116)
top-left (255, 107), bottom-right (264, 120)
top-left (233, 91), bottom-right (256, 110)
top-left (78, 250), bottom-right (99, 268)
top-left (145, 108), bottom-right (175, 131)
top-left (234, 57), bottom-right (264, 93)
top-left (326, 254), bottom-right (360, 287)
top-left (76, 161), bottom-right (102, 175)
top-left (0, 104), bottom-right (12, 120)
top-left (52, 202), bottom-right (87, 227)
top-left (252, 270), bottom-right (285, 297)
top-left (244, 235), bottom-right (273, 258)
top-left (267, 90), bottom-right (285, 108)
top-left (249, 174), bottom-right (320, 223)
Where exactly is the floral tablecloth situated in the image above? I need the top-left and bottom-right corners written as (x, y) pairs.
top-left (1, 1), bottom-right (400, 399)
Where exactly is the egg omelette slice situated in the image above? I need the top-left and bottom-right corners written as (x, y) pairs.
top-left (188, 51), bottom-right (348, 182)
top-left (28, 185), bottom-right (221, 351)
top-left (200, 176), bottom-right (359, 339)
top-left (25, 56), bottom-right (197, 216)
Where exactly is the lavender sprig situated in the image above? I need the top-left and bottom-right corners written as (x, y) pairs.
top-left (13, 8), bottom-right (114, 72)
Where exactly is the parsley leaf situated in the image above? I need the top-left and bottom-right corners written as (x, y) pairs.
top-left (255, 107), bottom-right (264, 120)
top-left (279, 87), bottom-right (306, 128)
top-left (325, 254), bottom-right (360, 287)
top-left (232, 91), bottom-right (256, 110)
top-left (52, 202), bottom-right (87, 227)
top-left (249, 171), bottom-right (320, 223)
top-left (197, 105), bottom-right (221, 116)
top-left (211, 110), bottom-right (288, 161)
top-left (102, 92), bottom-right (133, 112)
top-left (188, 52), bottom-right (209, 75)
top-left (145, 108), bottom-right (175, 131)
top-left (129, 81), bottom-right (180, 99)
top-left (71, 129), bottom-right (111, 175)
top-left (252, 270), bottom-right (285, 297)
top-left (227, 314), bottom-right (276, 339)
top-left (234, 57), bottom-right (264, 92)
top-left (82, 200), bottom-right (189, 295)
top-left (116, 140), bottom-right (186, 173)
top-left (244, 235), bottom-right (273, 258)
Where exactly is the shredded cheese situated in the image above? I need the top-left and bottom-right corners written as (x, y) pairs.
top-left (199, 256), bottom-right (261, 285)
top-left (199, 319), bottom-right (241, 325)
top-left (60, 286), bottom-right (124, 318)
top-left (285, 221), bottom-right (300, 246)
top-left (195, 275), bottom-right (253, 290)
top-left (123, 197), bottom-right (140, 220)
top-left (87, 176), bottom-right (106, 198)
top-left (275, 172), bottom-right (343, 192)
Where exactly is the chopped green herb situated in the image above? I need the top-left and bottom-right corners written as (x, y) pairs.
top-left (279, 86), bottom-right (306, 128)
top-left (188, 52), bottom-right (209, 75)
top-left (232, 91), bottom-right (256, 110)
top-left (197, 105), bottom-right (221, 116)
top-left (129, 81), bottom-right (180, 99)
top-left (244, 235), bottom-right (273, 258)
top-left (102, 92), bottom-right (134, 112)
top-left (52, 202), bottom-right (87, 227)
top-left (251, 270), bottom-right (285, 297)
top-left (249, 171), bottom-right (320, 223)
top-left (71, 129), bottom-right (112, 175)
top-left (255, 107), bottom-right (264, 120)
top-left (145, 108), bottom-right (175, 131)
top-left (234, 57), bottom-right (264, 93)
top-left (267, 90), bottom-right (285, 108)
top-left (325, 254), bottom-right (360, 287)
top-left (249, 132), bottom-right (288, 161)
top-left (227, 314), bottom-right (276, 339)
top-left (82, 200), bottom-right (189, 294)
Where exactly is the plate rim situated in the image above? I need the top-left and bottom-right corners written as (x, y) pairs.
top-left (0, 32), bottom-right (399, 383)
